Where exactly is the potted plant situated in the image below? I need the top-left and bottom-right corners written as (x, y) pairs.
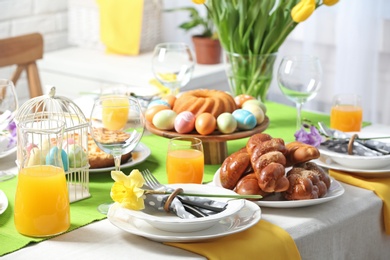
top-left (165, 6), bottom-right (221, 65)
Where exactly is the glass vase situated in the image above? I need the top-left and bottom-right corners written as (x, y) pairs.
top-left (224, 52), bottom-right (277, 102)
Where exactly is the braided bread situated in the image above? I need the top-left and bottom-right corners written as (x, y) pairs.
top-left (284, 162), bottom-right (331, 200)
top-left (219, 133), bottom-right (330, 201)
top-left (246, 133), bottom-right (289, 193)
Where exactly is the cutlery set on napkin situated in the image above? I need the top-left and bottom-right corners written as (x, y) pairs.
top-left (318, 122), bottom-right (390, 156)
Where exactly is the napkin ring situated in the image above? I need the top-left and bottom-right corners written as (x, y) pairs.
top-left (164, 188), bottom-right (183, 213)
top-left (348, 134), bottom-right (359, 155)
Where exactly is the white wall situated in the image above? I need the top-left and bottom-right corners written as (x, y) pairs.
top-left (0, 0), bottom-right (69, 101)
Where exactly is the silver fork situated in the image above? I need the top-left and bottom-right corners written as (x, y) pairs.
top-left (141, 169), bottom-right (165, 190)
top-left (141, 169), bottom-right (226, 213)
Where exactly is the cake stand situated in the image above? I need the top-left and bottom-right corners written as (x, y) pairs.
top-left (146, 116), bottom-right (270, 165)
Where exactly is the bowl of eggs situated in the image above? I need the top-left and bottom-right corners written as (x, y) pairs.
top-left (144, 91), bottom-right (270, 164)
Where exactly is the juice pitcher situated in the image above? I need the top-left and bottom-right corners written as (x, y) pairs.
top-left (14, 119), bottom-right (70, 237)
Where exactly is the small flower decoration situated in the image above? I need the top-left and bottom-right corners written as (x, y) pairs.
top-left (7, 120), bottom-right (17, 148)
top-left (111, 170), bottom-right (146, 210)
top-left (294, 120), bottom-right (322, 147)
top-left (0, 118), bottom-right (17, 150)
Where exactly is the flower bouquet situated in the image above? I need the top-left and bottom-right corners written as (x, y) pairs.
top-left (192, 0), bottom-right (339, 102)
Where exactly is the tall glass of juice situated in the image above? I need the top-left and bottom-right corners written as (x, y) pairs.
top-left (166, 137), bottom-right (204, 184)
top-left (330, 94), bottom-right (363, 132)
top-left (14, 119), bottom-right (70, 237)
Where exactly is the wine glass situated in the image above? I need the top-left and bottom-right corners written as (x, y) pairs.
top-left (89, 95), bottom-right (145, 214)
top-left (152, 42), bottom-right (196, 95)
top-left (277, 55), bottom-right (322, 130)
top-left (0, 79), bottom-right (18, 181)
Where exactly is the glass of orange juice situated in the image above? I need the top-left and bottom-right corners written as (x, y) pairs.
top-left (166, 137), bottom-right (204, 184)
top-left (14, 119), bottom-right (70, 237)
top-left (330, 94), bottom-right (363, 132)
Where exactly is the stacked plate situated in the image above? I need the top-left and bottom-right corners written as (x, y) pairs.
top-left (107, 184), bottom-right (261, 242)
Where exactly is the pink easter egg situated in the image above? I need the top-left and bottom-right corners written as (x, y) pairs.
top-left (174, 111), bottom-right (195, 134)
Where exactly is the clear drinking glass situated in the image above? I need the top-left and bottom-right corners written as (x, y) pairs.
top-left (89, 95), bottom-right (145, 214)
top-left (152, 42), bottom-right (196, 95)
top-left (14, 119), bottom-right (70, 237)
top-left (277, 55), bottom-right (322, 129)
top-left (166, 137), bottom-right (204, 184)
top-left (330, 94), bottom-right (363, 132)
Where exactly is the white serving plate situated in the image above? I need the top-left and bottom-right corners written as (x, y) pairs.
top-left (109, 184), bottom-right (245, 233)
top-left (314, 155), bottom-right (390, 178)
top-left (213, 168), bottom-right (345, 208)
top-left (318, 146), bottom-right (390, 170)
top-left (107, 199), bottom-right (261, 242)
top-left (89, 143), bottom-right (151, 173)
top-left (0, 190), bottom-right (8, 215)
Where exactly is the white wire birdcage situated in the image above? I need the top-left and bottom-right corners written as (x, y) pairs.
top-left (15, 87), bottom-right (90, 202)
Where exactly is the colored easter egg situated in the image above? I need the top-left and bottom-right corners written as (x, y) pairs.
top-left (242, 99), bottom-right (267, 113)
top-left (152, 110), bottom-right (177, 130)
top-left (234, 94), bottom-right (255, 108)
top-left (46, 147), bottom-right (69, 171)
top-left (27, 147), bottom-right (43, 166)
top-left (67, 144), bottom-right (88, 168)
top-left (195, 113), bottom-right (216, 135)
top-left (161, 94), bottom-right (177, 108)
top-left (232, 109), bottom-right (257, 130)
top-left (242, 104), bottom-right (265, 124)
top-left (145, 104), bottom-right (170, 123)
top-left (217, 113), bottom-right (237, 134)
top-left (174, 111), bottom-right (195, 134)
top-left (148, 99), bottom-right (170, 108)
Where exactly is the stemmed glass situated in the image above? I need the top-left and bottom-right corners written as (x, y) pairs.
top-left (89, 95), bottom-right (145, 214)
top-left (152, 42), bottom-right (196, 95)
top-left (0, 79), bottom-right (18, 181)
top-left (277, 55), bottom-right (322, 130)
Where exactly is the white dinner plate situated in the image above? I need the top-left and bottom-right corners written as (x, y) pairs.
top-left (0, 146), bottom-right (16, 159)
top-left (318, 146), bottom-right (390, 170)
top-left (0, 190), bottom-right (8, 215)
top-left (107, 199), bottom-right (261, 242)
top-left (113, 184), bottom-right (245, 232)
top-left (213, 168), bottom-right (345, 208)
top-left (313, 155), bottom-right (390, 178)
top-left (89, 143), bottom-right (151, 173)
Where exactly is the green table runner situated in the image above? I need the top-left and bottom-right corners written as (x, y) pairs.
top-left (0, 101), bottom-right (331, 256)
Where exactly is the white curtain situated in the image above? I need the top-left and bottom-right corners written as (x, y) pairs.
top-left (162, 0), bottom-right (390, 125)
top-left (269, 0), bottom-right (390, 125)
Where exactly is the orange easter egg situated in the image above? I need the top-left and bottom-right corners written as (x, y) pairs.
top-left (195, 113), bottom-right (216, 135)
top-left (234, 94), bottom-right (255, 108)
top-left (145, 105), bottom-right (170, 123)
top-left (161, 94), bottom-right (177, 108)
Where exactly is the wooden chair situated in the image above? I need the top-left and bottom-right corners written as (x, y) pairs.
top-left (0, 33), bottom-right (44, 98)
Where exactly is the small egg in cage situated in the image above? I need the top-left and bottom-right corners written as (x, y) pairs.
top-left (15, 87), bottom-right (90, 202)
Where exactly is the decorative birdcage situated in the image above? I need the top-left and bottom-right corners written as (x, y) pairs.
top-left (15, 87), bottom-right (90, 202)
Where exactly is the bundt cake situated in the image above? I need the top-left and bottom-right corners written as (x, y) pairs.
top-left (173, 89), bottom-right (237, 118)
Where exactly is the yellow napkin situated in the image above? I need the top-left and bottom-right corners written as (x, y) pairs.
top-left (329, 170), bottom-right (390, 235)
top-left (97, 0), bottom-right (144, 55)
top-left (165, 220), bottom-right (301, 260)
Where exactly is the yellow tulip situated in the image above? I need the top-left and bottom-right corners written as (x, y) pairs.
top-left (110, 169), bottom-right (146, 210)
top-left (291, 0), bottom-right (316, 23)
top-left (192, 0), bottom-right (206, 4)
top-left (323, 0), bottom-right (339, 6)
